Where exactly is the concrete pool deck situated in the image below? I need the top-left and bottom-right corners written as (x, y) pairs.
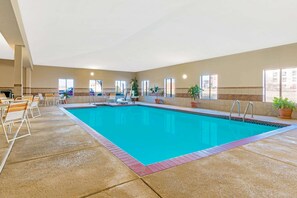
top-left (1, 104), bottom-right (297, 197)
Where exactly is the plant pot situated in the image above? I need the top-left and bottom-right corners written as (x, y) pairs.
top-left (191, 101), bottom-right (198, 108)
top-left (155, 99), bottom-right (161, 104)
top-left (278, 108), bottom-right (293, 119)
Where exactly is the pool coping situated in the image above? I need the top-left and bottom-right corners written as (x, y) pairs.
top-left (59, 104), bottom-right (297, 176)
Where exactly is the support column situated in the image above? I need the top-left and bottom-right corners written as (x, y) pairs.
top-left (24, 67), bottom-right (32, 95)
top-left (13, 45), bottom-right (23, 97)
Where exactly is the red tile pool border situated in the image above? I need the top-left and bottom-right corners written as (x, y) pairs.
top-left (60, 105), bottom-right (297, 176)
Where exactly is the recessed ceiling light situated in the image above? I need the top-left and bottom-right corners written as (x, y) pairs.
top-left (182, 74), bottom-right (187, 79)
top-left (90, 72), bottom-right (94, 76)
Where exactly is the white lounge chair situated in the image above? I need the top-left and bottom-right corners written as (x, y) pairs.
top-left (29, 96), bottom-right (41, 118)
top-left (1, 101), bottom-right (31, 143)
top-left (38, 93), bottom-right (45, 106)
top-left (116, 92), bottom-right (130, 104)
top-left (44, 93), bottom-right (55, 106)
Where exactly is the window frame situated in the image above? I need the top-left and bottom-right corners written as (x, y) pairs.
top-left (263, 68), bottom-right (297, 102)
top-left (89, 80), bottom-right (103, 96)
top-left (115, 80), bottom-right (126, 94)
top-left (141, 80), bottom-right (150, 96)
top-left (164, 78), bottom-right (175, 98)
top-left (200, 74), bottom-right (218, 100)
top-left (58, 78), bottom-right (74, 96)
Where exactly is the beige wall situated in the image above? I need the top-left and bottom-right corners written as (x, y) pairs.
top-left (0, 59), bottom-right (14, 88)
top-left (136, 43), bottom-right (297, 118)
top-left (1, 63), bottom-right (136, 100)
top-left (31, 65), bottom-right (135, 89)
top-left (136, 43), bottom-right (297, 88)
top-left (2, 42), bottom-right (297, 116)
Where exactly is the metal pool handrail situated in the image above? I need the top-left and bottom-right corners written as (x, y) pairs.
top-left (243, 102), bottom-right (254, 122)
top-left (229, 100), bottom-right (241, 120)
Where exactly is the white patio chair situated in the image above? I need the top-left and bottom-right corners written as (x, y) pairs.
top-left (116, 92), bottom-right (130, 104)
top-left (44, 93), bottom-right (55, 106)
top-left (107, 93), bottom-right (116, 103)
top-left (38, 93), bottom-right (45, 106)
top-left (15, 95), bottom-right (33, 102)
top-left (58, 95), bottom-right (67, 104)
top-left (29, 96), bottom-right (41, 118)
top-left (1, 101), bottom-right (31, 143)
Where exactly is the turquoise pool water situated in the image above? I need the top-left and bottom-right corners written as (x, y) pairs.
top-left (67, 106), bottom-right (278, 165)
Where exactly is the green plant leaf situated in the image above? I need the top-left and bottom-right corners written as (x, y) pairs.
top-left (272, 97), bottom-right (296, 110)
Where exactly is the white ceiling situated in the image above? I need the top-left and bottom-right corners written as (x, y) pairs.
top-left (17, 0), bottom-right (297, 72)
top-left (0, 32), bottom-right (14, 60)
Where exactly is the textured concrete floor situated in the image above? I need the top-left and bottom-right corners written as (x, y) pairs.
top-left (1, 106), bottom-right (297, 197)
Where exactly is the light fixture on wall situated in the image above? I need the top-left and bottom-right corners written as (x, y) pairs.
top-left (90, 72), bottom-right (94, 76)
top-left (182, 74), bottom-right (187, 79)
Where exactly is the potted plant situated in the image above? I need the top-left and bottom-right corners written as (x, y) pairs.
top-left (188, 84), bottom-right (203, 108)
top-left (130, 77), bottom-right (139, 98)
top-left (272, 97), bottom-right (296, 119)
top-left (150, 85), bottom-right (162, 104)
top-left (62, 92), bottom-right (71, 104)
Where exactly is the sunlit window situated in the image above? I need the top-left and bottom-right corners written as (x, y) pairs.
top-left (264, 68), bottom-right (297, 102)
top-left (141, 80), bottom-right (149, 96)
top-left (115, 80), bottom-right (126, 94)
top-left (58, 79), bottom-right (74, 96)
top-left (200, 74), bottom-right (218, 99)
top-left (164, 78), bottom-right (175, 97)
top-left (89, 80), bottom-right (103, 96)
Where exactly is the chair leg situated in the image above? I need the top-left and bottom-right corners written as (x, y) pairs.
top-left (30, 107), bottom-right (41, 119)
top-left (37, 107), bottom-right (41, 117)
top-left (25, 119), bottom-right (31, 136)
top-left (11, 119), bottom-right (31, 142)
top-left (26, 114), bottom-right (31, 129)
top-left (30, 108), bottom-right (34, 118)
top-left (1, 118), bottom-right (32, 143)
top-left (8, 123), bottom-right (13, 134)
top-left (2, 120), bottom-right (23, 143)
top-left (2, 124), bottom-right (10, 143)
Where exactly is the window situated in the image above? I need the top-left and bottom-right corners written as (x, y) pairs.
top-left (164, 78), bottom-right (175, 97)
top-left (292, 71), bottom-right (296, 82)
top-left (141, 80), bottom-right (149, 96)
top-left (200, 74), bottom-right (218, 99)
top-left (58, 79), bottom-right (74, 96)
top-left (115, 80), bottom-right (126, 94)
top-left (89, 80), bottom-right (103, 96)
top-left (264, 68), bottom-right (297, 102)
top-left (272, 71), bottom-right (278, 82)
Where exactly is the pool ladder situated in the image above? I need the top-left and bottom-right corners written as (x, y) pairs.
top-left (229, 100), bottom-right (254, 121)
top-left (243, 101), bottom-right (254, 122)
top-left (229, 100), bottom-right (240, 120)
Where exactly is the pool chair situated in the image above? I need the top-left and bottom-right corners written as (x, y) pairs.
top-left (116, 98), bottom-right (128, 104)
top-left (44, 93), bottom-right (55, 106)
top-left (107, 93), bottom-right (116, 103)
top-left (28, 96), bottom-right (41, 118)
top-left (38, 93), bottom-right (45, 105)
top-left (15, 95), bottom-right (33, 103)
top-left (1, 101), bottom-right (31, 143)
top-left (116, 92), bottom-right (130, 104)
